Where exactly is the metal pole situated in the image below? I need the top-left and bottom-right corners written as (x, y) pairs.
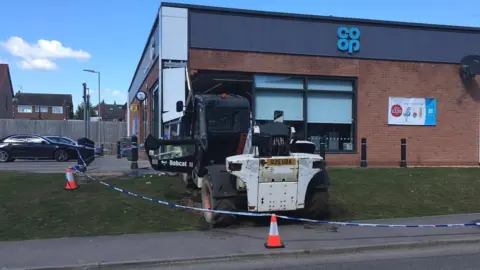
top-left (83, 83), bottom-right (87, 138)
top-left (98, 72), bottom-right (102, 142)
top-left (360, 137), bottom-right (367, 168)
top-left (400, 138), bottom-right (407, 168)
top-left (98, 72), bottom-right (101, 117)
top-left (86, 94), bottom-right (91, 138)
top-left (130, 135), bottom-right (139, 170)
top-left (319, 136), bottom-right (326, 161)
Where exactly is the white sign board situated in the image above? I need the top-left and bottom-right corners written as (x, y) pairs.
top-left (388, 97), bottom-right (437, 126)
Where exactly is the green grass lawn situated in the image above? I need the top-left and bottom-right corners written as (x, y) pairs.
top-left (328, 168), bottom-right (480, 220)
top-left (1, 167), bottom-right (480, 241)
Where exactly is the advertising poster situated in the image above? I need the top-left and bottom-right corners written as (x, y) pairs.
top-left (388, 97), bottom-right (437, 126)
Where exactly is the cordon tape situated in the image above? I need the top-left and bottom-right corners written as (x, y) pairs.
top-left (72, 148), bottom-right (480, 229)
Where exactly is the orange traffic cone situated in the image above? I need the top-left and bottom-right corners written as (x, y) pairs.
top-left (264, 214), bottom-right (285, 249)
top-left (64, 168), bottom-right (79, 190)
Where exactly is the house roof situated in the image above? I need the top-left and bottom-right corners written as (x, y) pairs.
top-left (0, 64), bottom-right (14, 97)
top-left (14, 92), bottom-right (73, 106)
top-left (94, 102), bottom-right (126, 119)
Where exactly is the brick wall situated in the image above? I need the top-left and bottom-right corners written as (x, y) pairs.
top-left (0, 74), bottom-right (13, 119)
top-left (128, 60), bottom-right (159, 142)
top-left (190, 49), bottom-right (480, 166)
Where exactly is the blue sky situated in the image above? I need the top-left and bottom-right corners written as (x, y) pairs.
top-left (0, 0), bottom-right (478, 108)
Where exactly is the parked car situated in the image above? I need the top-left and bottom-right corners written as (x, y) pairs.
top-left (44, 136), bottom-right (78, 146)
top-left (0, 134), bottom-right (79, 162)
top-left (45, 136), bottom-right (103, 156)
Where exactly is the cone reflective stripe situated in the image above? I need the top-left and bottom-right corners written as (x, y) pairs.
top-left (64, 168), bottom-right (78, 190)
top-left (264, 214), bottom-right (285, 249)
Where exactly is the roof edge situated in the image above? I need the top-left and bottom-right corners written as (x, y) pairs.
top-left (0, 64), bottom-right (14, 98)
top-left (6, 65), bottom-right (13, 98)
top-left (127, 10), bottom-right (160, 94)
top-left (160, 2), bottom-right (480, 33)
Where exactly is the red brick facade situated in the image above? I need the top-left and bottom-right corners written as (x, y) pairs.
top-left (129, 60), bottom-right (159, 140)
top-left (189, 49), bottom-right (480, 166)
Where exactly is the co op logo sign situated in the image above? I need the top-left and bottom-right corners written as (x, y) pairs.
top-left (337, 27), bottom-right (360, 54)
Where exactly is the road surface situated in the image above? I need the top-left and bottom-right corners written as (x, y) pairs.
top-left (0, 156), bottom-right (151, 173)
top-left (152, 243), bottom-right (480, 270)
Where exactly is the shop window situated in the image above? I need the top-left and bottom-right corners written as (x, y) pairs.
top-left (306, 80), bottom-right (354, 153)
top-left (256, 120), bottom-right (304, 134)
top-left (308, 79), bottom-right (353, 92)
top-left (253, 74), bottom-right (356, 153)
top-left (255, 90), bottom-right (303, 121)
top-left (254, 75), bottom-right (303, 90)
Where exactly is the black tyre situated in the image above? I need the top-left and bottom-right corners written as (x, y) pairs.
top-left (55, 149), bottom-right (69, 162)
top-left (0, 149), bottom-right (10, 163)
top-left (302, 188), bottom-right (330, 220)
top-left (201, 176), bottom-right (237, 228)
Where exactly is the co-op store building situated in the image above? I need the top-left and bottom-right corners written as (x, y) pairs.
top-left (127, 2), bottom-right (480, 166)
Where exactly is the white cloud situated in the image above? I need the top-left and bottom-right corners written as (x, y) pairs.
top-left (18, 58), bottom-right (56, 70)
top-left (87, 89), bottom-right (94, 95)
top-left (0, 36), bottom-right (91, 70)
top-left (103, 88), bottom-right (127, 102)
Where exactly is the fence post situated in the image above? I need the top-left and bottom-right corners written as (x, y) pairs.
top-left (116, 141), bottom-right (121, 159)
top-left (130, 135), bottom-right (139, 170)
top-left (400, 138), bottom-right (407, 168)
top-left (360, 137), bottom-right (367, 168)
top-left (319, 136), bottom-right (326, 162)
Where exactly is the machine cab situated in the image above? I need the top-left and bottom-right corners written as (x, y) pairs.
top-left (144, 94), bottom-right (250, 175)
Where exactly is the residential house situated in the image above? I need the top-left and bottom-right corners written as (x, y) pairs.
top-left (0, 64), bottom-right (14, 119)
top-left (93, 101), bottom-right (127, 121)
top-left (13, 92), bottom-right (73, 120)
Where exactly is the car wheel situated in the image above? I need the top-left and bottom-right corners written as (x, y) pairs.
top-left (55, 149), bottom-right (69, 162)
top-left (0, 150), bottom-right (10, 163)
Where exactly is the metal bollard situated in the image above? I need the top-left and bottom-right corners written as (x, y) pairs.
top-left (400, 138), bottom-right (407, 168)
top-left (319, 136), bottom-right (326, 162)
top-left (130, 135), bottom-right (139, 170)
top-left (100, 144), bottom-right (104, 156)
top-left (360, 137), bottom-right (367, 168)
top-left (116, 141), bottom-right (121, 159)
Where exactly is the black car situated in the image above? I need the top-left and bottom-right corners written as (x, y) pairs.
top-left (0, 134), bottom-right (79, 163)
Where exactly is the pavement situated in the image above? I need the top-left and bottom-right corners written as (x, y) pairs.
top-left (1, 213), bottom-right (480, 269)
top-left (154, 243), bottom-right (480, 269)
top-left (0, 156), bottom-right (151, 174)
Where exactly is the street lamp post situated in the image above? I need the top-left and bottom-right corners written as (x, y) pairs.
top-left (82, 69), bottom-right (101, 118)
top-left (83, 69), bottom-right (101, 141)
top-left (12, 98), bottom-right (18, 119)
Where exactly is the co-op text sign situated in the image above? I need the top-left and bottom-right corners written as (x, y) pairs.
top-left (337, 27), bottom-right (361, 54)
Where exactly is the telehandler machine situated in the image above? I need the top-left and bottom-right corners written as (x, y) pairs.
top-left (144, 93), bottom-right (330, 227)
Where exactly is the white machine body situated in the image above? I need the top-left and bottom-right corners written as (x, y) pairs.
top-left (225, 124), bottom-right (324, 212)
top-left (226, 153), bottom-right (323, 212)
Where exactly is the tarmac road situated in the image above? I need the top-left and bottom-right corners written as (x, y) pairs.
top-left (0, 156), bottom-right (151, 173)
top-left (151, 243), bottom-right (480, 270)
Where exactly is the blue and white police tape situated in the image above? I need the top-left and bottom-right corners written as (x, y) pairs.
top-left (69, 166), bottom-right (480, 229)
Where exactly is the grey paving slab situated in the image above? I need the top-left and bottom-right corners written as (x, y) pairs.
top-left (1, 213), bottom-right (480, 269)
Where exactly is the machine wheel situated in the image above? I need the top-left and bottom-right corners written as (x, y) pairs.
top-left (201, 176), bottom-right (237, 228)
top-left (183, 173), bottom-right (197, 189)
top-left (302, 188), bottom-right (330, 220)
